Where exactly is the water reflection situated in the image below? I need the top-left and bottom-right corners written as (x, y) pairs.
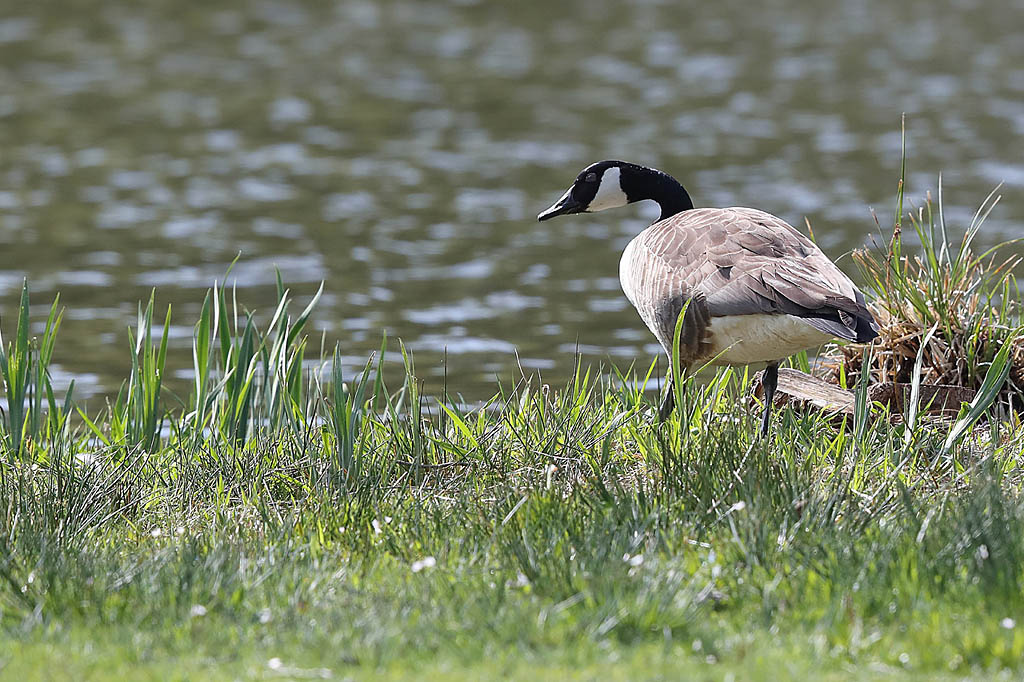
top-left (0, 0), bottom-right (1021, 400)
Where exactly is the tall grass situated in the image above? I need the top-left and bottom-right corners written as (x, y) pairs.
top-left (0, 281), bottom-right (66, 460)
top-left (850, 185), bottom-right (1022, 387)
top-left (828, 130), bottom-right (1023, 417)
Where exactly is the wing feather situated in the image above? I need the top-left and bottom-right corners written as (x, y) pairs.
top-left (619, 207), bottom-right (878, 344)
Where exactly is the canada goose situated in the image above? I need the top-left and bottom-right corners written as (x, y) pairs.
top-left (538, 160), bottom-right (878, 435)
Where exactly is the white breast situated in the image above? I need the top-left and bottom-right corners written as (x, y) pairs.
top-left (618, 236), bottom-right (660, 338)
top-left (618, 236), bottom-right (640, 308)
top-left (619, 235), bottom-right (689, 360)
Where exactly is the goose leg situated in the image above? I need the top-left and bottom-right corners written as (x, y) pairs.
top-left (658, 378), bottom-right (675, 421)
top-left (760, 362), bottom-right (780, 436)
top-left (659, 362), bottom-right (688, 422)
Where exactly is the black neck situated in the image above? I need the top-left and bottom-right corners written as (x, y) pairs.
top-left (621, 163), bottom-right (694, 221)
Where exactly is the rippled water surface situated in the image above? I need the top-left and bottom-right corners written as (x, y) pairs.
top-left (1, 0), bottom-right (1022, 399)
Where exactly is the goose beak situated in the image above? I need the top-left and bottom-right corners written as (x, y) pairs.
top-left (537, 190), bottom-right (582, 221)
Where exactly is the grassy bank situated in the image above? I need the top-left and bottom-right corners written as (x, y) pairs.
top-left (2, 185), bottom-right (1024, 680)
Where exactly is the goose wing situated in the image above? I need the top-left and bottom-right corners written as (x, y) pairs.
top-left (619, 207), bottom-right (878, 344)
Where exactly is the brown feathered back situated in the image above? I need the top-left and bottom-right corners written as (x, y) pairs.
top-left (619, 207), bottom-right (876, 361)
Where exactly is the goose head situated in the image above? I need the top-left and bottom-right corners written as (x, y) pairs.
top-left (538, 160), bottom-right (694, 222)
top-left (537, 160), bottom-right (630, 221)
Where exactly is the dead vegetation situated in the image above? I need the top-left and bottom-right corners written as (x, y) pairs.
top-left (819, 182), bottom-right (1023, 415)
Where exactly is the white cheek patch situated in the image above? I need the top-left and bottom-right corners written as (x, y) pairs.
top-left (587, 167), bottom-right (627, 212)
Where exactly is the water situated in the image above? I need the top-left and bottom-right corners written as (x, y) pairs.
top-left (1, 0), bottom-right (1022, 401)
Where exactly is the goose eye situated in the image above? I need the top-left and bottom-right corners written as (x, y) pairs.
top-left (584, 172), bottom-right (597, 183)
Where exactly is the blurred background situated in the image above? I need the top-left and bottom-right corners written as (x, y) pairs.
top-left (0, 0), bottom-right (1022, 402)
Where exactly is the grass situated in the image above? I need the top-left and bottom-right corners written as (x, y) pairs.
top-left (1, 178), bottom-right (1023, 680)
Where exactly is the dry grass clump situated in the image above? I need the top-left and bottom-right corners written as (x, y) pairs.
top-left (824, 182), bottom-right (1024, 412)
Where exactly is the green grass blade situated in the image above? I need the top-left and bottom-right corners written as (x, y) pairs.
top-left (943, 339), bottom-right (1013, 453)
